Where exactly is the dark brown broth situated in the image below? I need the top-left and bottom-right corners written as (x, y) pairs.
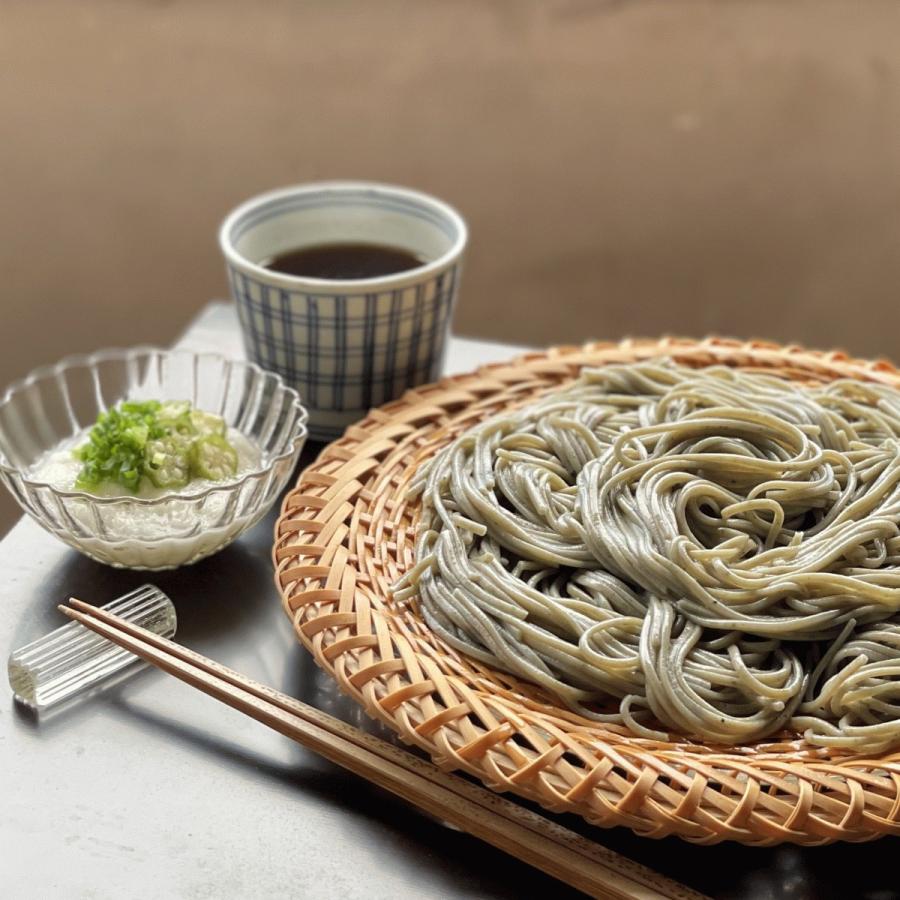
top-left (261, 242), bottom-right (425, 280)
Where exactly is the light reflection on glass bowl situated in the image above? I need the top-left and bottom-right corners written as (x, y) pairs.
top-left (0, 347), bottom-right (308, 569)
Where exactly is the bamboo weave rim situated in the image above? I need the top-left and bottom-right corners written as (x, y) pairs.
top-left (273, 337), bottom-right (900, 846)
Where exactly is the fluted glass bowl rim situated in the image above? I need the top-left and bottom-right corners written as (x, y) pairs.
top-left (0, 345), bottom-right (309, 507)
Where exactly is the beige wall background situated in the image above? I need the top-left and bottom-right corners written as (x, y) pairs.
top-left (2, 0), bottom-right (900, 534)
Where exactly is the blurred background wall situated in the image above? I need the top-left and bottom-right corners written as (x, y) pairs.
top-left (2, 0), bottom-right (900, 533)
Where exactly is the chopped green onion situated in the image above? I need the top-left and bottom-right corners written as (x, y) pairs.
top-left (74, 400), bottom-right (238, 493)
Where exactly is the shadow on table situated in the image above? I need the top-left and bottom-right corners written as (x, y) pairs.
top-left (523, 799), bottom-right (900, 900)
top-left (16, 529), bottom-right (272, 633)
top-left (8, 501), bottom-right (283, 734)
top-left (282, 642), bottom-right (900, 900)
top-left (107, 693), bottom-right (584, 900)
top-left (10, 445), bottom-right (322, 655)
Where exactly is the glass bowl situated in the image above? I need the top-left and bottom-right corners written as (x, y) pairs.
top-left (0, 347), bottom-right (308, 569)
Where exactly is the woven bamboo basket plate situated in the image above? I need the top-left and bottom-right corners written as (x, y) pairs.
top-left (273, 337), bottom-right (900, 846)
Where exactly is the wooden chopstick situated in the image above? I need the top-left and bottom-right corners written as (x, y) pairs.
top-left (64, 600), bottom-right (682, 897)
top-left (60, 600), bottom-right (706, 900)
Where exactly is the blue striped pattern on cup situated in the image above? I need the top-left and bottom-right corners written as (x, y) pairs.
top-left (226, 263), bottom-right (459, 434)
top-left (220, 182), bottom-right (467, 442)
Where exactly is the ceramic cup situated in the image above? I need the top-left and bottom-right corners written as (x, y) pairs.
top-left (219, 181), bottom-right (467, 441)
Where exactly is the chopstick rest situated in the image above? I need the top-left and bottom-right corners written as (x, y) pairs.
top-left (7, 584), bottom-right (176, 709)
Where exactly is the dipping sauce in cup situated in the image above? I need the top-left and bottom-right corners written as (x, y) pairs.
top-left (219, 182), bottom-right (468, 441)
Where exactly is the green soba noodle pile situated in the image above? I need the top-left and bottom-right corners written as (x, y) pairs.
top-left (394, 362), bottom-right (900, 750)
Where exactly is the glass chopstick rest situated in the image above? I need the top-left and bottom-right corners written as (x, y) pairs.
top-left (7, 584), bottom-right (177, 709)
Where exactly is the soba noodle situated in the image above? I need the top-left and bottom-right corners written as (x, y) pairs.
top-left (394, 362), bottom-right (900, 750)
